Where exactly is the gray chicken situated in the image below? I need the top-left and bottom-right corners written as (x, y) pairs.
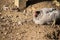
top-left (33, 8), bottom-right (60, 25)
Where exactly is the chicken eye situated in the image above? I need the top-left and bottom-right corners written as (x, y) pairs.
top-left (36, 11), bottom-right (40, 14)
top-left (34, 11), bottom-right (40, 17)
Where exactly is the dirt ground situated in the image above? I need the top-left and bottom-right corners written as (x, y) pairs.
top-left (0, 1), bottom-right (60, 40)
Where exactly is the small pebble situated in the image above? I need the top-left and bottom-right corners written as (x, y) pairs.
top-left (18, 21), bottom-right (22, 25)
top-left (16, 15), bottom-right (19, 18)
top-left (4, 32), bottom-right (7, 35)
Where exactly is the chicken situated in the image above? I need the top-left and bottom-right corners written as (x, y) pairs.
top-left (33, 8), bottom-right (60, 25)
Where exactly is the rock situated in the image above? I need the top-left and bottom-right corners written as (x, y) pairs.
top-left (18, 21), bottom-right (23, 25)
top-left (0, 13), bottom-right (2, 16)
top-left (0, 13), bottom-right (1, 14)
top-left (53, 0), bottom-right (60, 7)
top-left (1, 16), bottom-right (4, 19)
top-left (2, 5), bottom-right (9, 11)
top-left (4, 31), bottom-right (7, 35)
